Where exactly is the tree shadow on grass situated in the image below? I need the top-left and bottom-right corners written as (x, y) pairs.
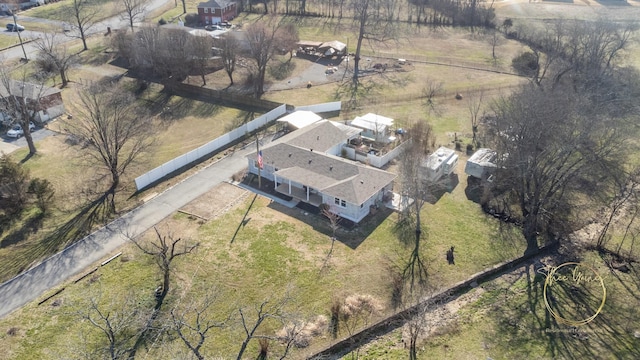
top-left (0, 194), bottom-right (112, 277)
top-left (0, 210), bottom-right (45, 248)
top-left (487, 259), bottom-right (640, 359)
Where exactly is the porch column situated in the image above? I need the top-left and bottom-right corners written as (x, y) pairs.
top-left (306, 186), bottom-right (309, 201)
top-left (288, 179), bottom-right (291, 194)
top-left (274, 174), bottom-right (278, 189)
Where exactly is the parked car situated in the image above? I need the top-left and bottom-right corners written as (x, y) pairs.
top-left (6, 122), bottom-right (36, 138)
top-left (6, 23), bottom-right (25, 32)
top-left (205, 24), bottom-right (223, 31)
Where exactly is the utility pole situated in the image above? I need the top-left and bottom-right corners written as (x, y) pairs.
top-left (13, 14), bottom-right (28, 62)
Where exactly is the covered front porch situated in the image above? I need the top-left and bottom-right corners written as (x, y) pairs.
top-left (275, 182), bottom-right (323, 206)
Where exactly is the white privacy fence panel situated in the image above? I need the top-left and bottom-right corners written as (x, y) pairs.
top-left (135, 104), bottom-right (287, 190)
top-left (295, 101), bottom-right (341, 113)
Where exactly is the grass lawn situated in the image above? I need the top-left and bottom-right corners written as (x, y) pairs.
top-left (0, 167), bottom-right (527, 358)
top-left (0, 34), bottom-right (22, 49)
top-left (22, 0), bottom-right (119, 22)
top-left (355, 248), bottom-right (640, 359)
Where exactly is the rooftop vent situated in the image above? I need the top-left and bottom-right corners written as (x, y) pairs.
top-left (289, 153), bottom-right (292, 157)
top-left (308, 159), bottom-right (312, 164)
top-left (330, 166), bottom-right (333, 171)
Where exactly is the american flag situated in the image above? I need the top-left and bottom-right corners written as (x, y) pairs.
top-left (258, 150), bottom-right (264, 169)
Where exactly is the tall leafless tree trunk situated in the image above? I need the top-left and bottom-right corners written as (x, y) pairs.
top-left (171, 294), bottom-right (228, 360)
top-left (120, 0), bottom-right (146, 32)
top-left (0, 68), bottom-right (48, 155)
top-left (65, 83), bottom-right (153, 213)
top-left (33, 32), bottom-right (77, 88)
top-left (398, 121), bottom-right (436, 292)
top-left (65, 0), bottom-right (98, 51)
top-left (130, 227), bottom-right (199, 308)
top-left (220, 34), bottom-right (239, 85)
top-left (466, 88), bottom-right (484, 147)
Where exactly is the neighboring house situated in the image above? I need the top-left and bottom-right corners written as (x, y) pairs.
top-left (197, 0), bottom-right (237, 25)
top-left (465, 148), bottom-right (497, 181)
top-left (0, 80), bottom-right (65, 124)
top-left (421, 146), bottom-right (458, 182)
top-left (247, 120), bottom-right (396, 223)
top-left (349, 113), bottom-right (395, 143)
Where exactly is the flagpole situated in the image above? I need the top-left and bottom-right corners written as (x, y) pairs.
top-left (256, 134), bottom-right (261, 189)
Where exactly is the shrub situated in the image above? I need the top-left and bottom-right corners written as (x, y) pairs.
top-left (158, 18), bottom-right (166, 25)
top-left (184, 13), bottom-right (199, 26)
top-left (466, 143), bottom-right (474, 153)
top-left (512, 51), bottom-right (538, 77)
top-left (28, 178), bottom-right (54, 213)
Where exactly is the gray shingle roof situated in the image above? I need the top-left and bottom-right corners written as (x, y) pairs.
top-left (0, 80), bottom-right (60, 100)
top-left (284, 120), bottom-right (349, 153)
top-left (260, 142), bottom-right (396, 205)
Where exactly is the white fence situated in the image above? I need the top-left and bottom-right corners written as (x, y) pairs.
top-left (295, 101), bottom-right (341, 113)
top-left (368, 141), bottom-right (408, 168)
top-left (134, 104), bottom-right (287, 190)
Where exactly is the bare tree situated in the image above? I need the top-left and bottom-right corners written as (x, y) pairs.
top-left (170, 294), bottom-right (228, 360)
top-left (321, 204), bottom-right (341, 270)
top-left (188, 34), bottom-right (214, 86)
top-left (596, 169), bottom-right (640, 250)
top-left (245, 16), bottom-right (299, 97)
top-left (65, 82), bottom-right (153, 213)
top-left (78, 291), bottom-right (149, 360)
top-left (0, 67), bottom-right (48, 155)
top-left (236, 292), bottom-right (293, 360)
top-left (486, 29), bottom-right (503, 63)
top-left (279, 22), bottom-right (300, 62)
top-left (422, 78), bottom-right (444, 115)
top-left (130, 227), bottom-right (199, 307)
top-left (402, 288), bottom-right (450, 360)
top-left (65, 0), bottom-right (99, 51)
top-left (33, 32), bottom-right (77, 88)
top-left (398, 121), bottom-right (436, 292)
top-left (488, 82), bottom-right (631, 254)
top-left (349, 0), bottom-right (399, 89)
top-left (219, 35), bottom-right (239, 85)
top-left (120, 0), bottom-right (147, 32)
top-left (466, 87), bottom-right (484, 147)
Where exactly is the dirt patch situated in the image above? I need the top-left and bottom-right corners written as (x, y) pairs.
top-left (180, 182), bottom-right (250, 221)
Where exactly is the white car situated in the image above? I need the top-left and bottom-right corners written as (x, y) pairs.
top-left (6, 122), bottom-right (36, 138)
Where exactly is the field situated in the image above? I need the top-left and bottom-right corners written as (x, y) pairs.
top-left (0, 1), bottom-right (639, 359)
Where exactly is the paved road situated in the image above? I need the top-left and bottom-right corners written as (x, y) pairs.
top-left (0, 141), bottom-right (258, 318)
top-left (0, 0), bottom-right (173, 61)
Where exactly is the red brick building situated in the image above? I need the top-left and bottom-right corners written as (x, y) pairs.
top-left (197, 0), bottom-right (237, 25)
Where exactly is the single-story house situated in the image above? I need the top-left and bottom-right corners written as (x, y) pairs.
top-left (0, 80), bottom-right (65, 124)
top-left (247, 120), bottom-right (396, 223)
top-left (464, 148), bottom-right (497, 181)
top-left (421, 146), bottom-right (458, 182)
top-left (349, 113), bottom-right (395, 143)
top-left (197, 0), bottom-right (236, 25)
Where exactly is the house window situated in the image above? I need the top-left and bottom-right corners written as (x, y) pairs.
top-left (334, 197), bottom-right (346, 208)
top-left (204, 7), bottom-right (208, 13)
